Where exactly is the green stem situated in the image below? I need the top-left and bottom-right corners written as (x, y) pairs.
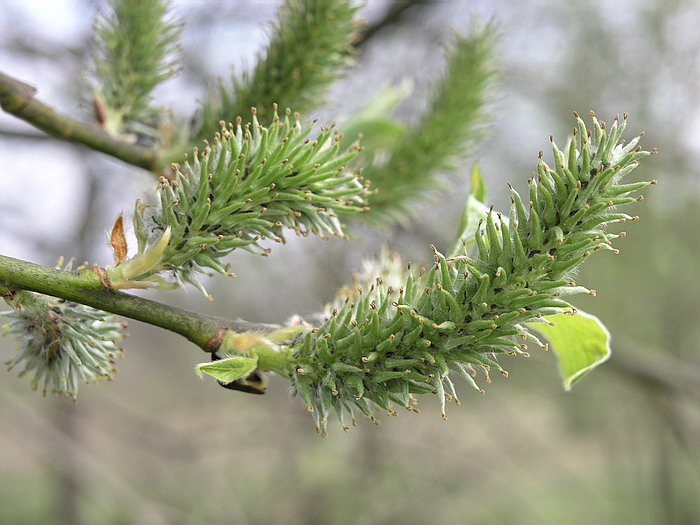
top-left (215, 327), bottom-right (305, 376)
top-left (246, 345), bottom-right (295, 376)
top-left (0, 254), bottom-right (235, 351)
top-left (0, 71), bottom-right (167, 172)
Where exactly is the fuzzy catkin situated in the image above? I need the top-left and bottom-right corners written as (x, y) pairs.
top-left (289, 113), bottom-right (655, 435)
top-left (3, 290), bottom-right (125, 399)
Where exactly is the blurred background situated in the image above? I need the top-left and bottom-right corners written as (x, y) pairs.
top-left (1, 1), bottom-right (700, 524)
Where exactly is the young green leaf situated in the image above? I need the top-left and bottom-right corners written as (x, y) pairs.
top-left (528, 311), bottom-right (611, 390)
top-left (195, 355), bottom-right (259, 383)
top-left (337, 81), bottom-right (412, 152)
top-left (449, 163), bottom-right (489, 256)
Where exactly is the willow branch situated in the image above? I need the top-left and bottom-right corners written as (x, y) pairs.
top-left (0, 71), bottom-right (166, 172)
top-left (356, 0), bottom-right (428, 48)
top-left (610, 338), bottom-right (700, 399)
top-left (0, 126), bottom-right (51, 140)
top-left (0, 254), bottom-right (270, 351)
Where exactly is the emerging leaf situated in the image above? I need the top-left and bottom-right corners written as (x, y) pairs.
top-left (449, 163), bottom-right (489, 256)
top-left (195, 356), bottom-right (259, 383)
top-left (109, 215), bottom-right (128, 266)
top-left (528, 311), bottom-right (611, 390)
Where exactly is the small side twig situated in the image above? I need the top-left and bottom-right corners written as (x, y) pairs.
top-left (0, 71), bottom-right (164, 172)
top-left (356, 0), bottom-right (429, 48)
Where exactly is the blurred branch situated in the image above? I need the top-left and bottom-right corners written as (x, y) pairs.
top-left (0, 254), bottom-right (273, 351)
top-left (356, 0), bottom-right (429, 48)
top-left (0, 71), bottom-right (165, 172)
top-left (610, 338), bottom-right (700, 398)
top-left (0, 126), bottom-right (52, 140)
top-left (4, 33), bottom-right (84, 60)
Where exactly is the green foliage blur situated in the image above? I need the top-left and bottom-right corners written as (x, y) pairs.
top-left (1, 1), bottom-right (699, 524)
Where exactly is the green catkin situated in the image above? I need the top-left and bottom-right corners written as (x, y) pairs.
top-left (288, 113), bottom-right (654, 434)
top-left (116, 108), bottom-right (367, 295)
